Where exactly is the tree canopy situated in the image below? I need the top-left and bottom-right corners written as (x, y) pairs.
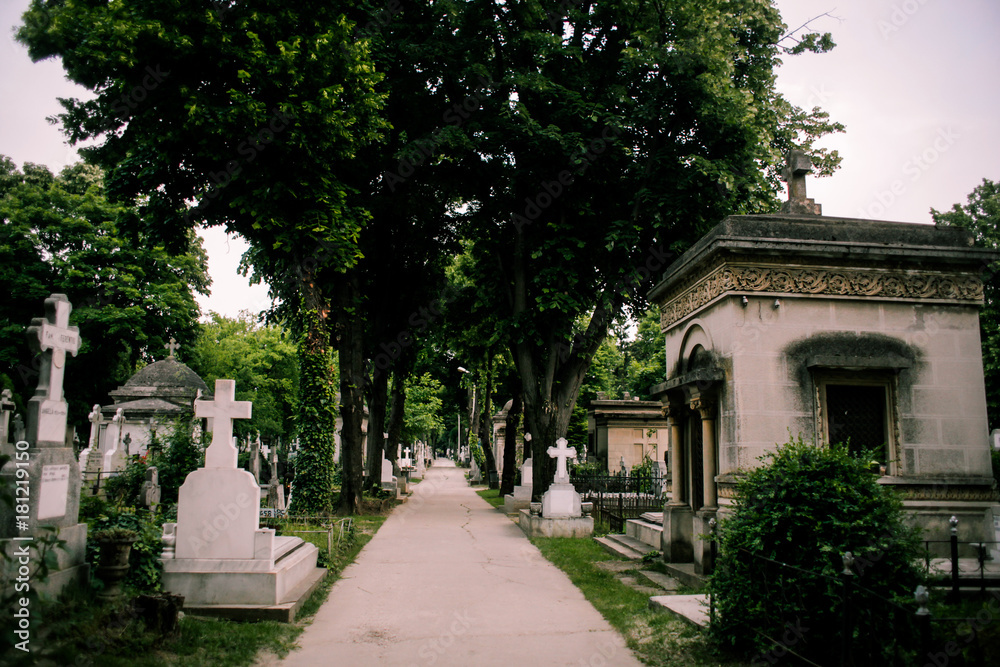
top-left (0, 156), bottom-right (208, 424)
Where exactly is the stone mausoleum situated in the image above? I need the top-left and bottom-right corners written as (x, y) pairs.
top-left (649, 152), bottom-right (998, 572)
top-left (587, 394), bottom-right (670, 473)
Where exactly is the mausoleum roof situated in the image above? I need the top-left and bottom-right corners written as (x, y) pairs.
top-left (123, 358), bottom-right (209, 393)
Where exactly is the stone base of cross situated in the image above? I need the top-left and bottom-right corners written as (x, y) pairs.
top-left (547, 438), bottom-right (576, 485)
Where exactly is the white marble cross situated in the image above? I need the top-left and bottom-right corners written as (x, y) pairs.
top-left (547, 437), bottom-right (576, 485)
top-left (27, 294), bottom-right (80, 403)
top-left (404, 446), bottom-right (411, 459)
top-left (196, 379), bottom-right (252, 468)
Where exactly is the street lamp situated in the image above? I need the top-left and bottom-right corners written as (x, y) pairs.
top-left (457, 367), bottom-right (475, 464)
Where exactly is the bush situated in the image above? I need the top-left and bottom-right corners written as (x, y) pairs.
top-left (710, 437), bottom-right (925, 662)
top-left (86, 506), bottom-right (176, 594)
top-left (155, 418), bottom-right (204, 504)
top-left (103, 456), bottom-right (148, 507)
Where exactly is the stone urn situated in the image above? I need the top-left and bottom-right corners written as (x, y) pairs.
top-left (92, 528), bottom-right (138, 601)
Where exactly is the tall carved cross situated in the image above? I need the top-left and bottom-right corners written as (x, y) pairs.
top-left (195, 379), bottom-right (252, 468)
top-left (547, 437), bottom-right (577, 485)
top-left (164, 337), bottom-right (180, 359)
top-left (26, 294), bottom-right (81, 403)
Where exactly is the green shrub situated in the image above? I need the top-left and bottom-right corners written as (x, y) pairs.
top-left (86, 506), bottom-right (174, 593)
top-left (710, 437), bottom-right (925, 662)
top-left (155, 418), bottom-right (204, 504)
top-left (569, 460), bottom-right (605, 478)
top-left (103, 456), bottom-right (148, 507)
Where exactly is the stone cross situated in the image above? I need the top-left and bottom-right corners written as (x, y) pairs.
top-left (780, 149), bottom-right (822, 215)
top-left (13, 414), bottom-right (25, 443)
top-left (87, 404), bottom-right (102, 450)
top-left (26, 294), bottom-right (81, 404)
top-left (547, 437), bottom-right (576, 485)
top-left (404, 446), bottom-right (411, 459)
top-left (122, 432), bottom-right (132, 455)
top-left (269, 444), bottom-right (279, 480)
top-left (164, 337), bottom-right (180, 359)
top-left (250, 435), bottom-right (261, 482)
top-left (25, 294), bottom-right (81, 444)
top-left (195, 379), bottom-right (252, 468)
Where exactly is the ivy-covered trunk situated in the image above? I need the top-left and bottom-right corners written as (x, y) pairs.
top-left (336, 271), bottom-right (366, 514)
top-left (289, 281), bottom-right (337, 517)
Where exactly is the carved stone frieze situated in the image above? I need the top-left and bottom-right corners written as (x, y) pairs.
top-left (897, 485), bottom-right (998, 502)
top-left (659, 262), bottom-right (984, 330)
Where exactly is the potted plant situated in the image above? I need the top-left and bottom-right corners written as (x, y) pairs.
top-left (91, 527), bottom-right (138, 601)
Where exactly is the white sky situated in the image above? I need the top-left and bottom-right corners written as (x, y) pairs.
top-left (1, 0), bottom-right (998, 318)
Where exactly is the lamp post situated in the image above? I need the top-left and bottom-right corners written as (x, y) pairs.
top-left (458, 367), bottom-right (474, 464)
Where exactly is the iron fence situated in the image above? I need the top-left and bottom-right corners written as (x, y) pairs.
top-left (570, 474), bottom-right (665, 533)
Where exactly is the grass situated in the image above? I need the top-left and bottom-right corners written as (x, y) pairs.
top-left (476, 487), bottom-right (504, 509)
top-left (5, 510), bottom-right (390, 666)
top-left (530, 537), bottom-right (746, 667)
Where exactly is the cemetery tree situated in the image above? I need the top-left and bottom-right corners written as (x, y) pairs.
top-left (0, 158), bottom-right (207, 422)
top-left (186, 312), bottom-right (300, 444)
top-left (442, 1), bottom-right (843, 494)
top-left (18, 0), bottom-right (388, 515)
top-left (932, 178), bottom-right (1000, 429)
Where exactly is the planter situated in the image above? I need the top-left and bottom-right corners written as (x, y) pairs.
top-left (94, 537), bottom-right (136, 601)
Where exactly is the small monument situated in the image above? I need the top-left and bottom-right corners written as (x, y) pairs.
top-left (779, 149), bottom-right (822, 215)
top-left (400, 446), bottom-right (412, 470)
top-left (102, 408), bottom-right (128, 478)
top-left (518, 439), bottom-right (593, 538)
top-left (265, 446), bottom-right (285, 513)
top-left (503, 457), bottom-right (533, 514)
top-left (0, 388), bottom-right (15, 459)
top-left (160, 379), bottom-right (323, 621)
top-left (381, 455), bottom-right (397, 491)
top-left (250, 435), bottom-right (262, 483)
top-left (0, 294), bottom-right (89, 596)
top-left (140, 466), bottom-right (161, 508)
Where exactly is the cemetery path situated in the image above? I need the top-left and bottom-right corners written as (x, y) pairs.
top-left (282, 460), bottom-right (643, 666)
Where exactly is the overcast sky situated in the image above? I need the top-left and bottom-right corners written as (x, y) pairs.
top-left (2, 1), bottom-right (998, 318)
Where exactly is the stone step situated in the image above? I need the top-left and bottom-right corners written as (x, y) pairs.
top-left (595, 534), bottom-right (657, 561)
top-left (625, 518), bottom-right (663, 551)
top-left (638, 570), bottom-right (682, 592)
top-left (649, 594), bottom-right (710, 629)
top-left (661, 561), bottom-right (708, 590)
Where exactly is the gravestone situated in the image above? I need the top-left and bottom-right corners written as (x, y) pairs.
top-left (381, 456), bottom-right (397, 491)
top-left (400, 446), bottom-right (412, 469)
top-left (161, 379), bottom-right (322, 620)
top-left (0, 388), bottom-right (14, 459)
top-left (265, 445), bottom-right (285, 512)
top-left (503, 458), bottom-right (533, 514)
top-left (469, 457), bottom-right (482, 484)
top-left (415, 442), bottom-right (426, 478)
top-left (140, 467), bottom-right (161, 508)
top-left (0, 294), bottom-right (89, 596)
top-left (102, 408), bottom-right (128, 477)
top-left (78, 404), bottom-right (103, 488)
top-left (250, 435), bottom-right (262, 483)
top-left (518, 438), bottom-right (592, 538)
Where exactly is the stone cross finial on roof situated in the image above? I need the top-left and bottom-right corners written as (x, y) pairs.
top-left (165, 337), bottom-right (180, 359)
top-left (780, 149), bottom-right (822, 216)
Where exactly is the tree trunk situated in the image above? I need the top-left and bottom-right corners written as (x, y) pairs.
top-left (336, 270), bottom-right (366, 514)
top-left (365, 370), bottom-right (389, 490)
top-left (385, 369), bottom-right (406, 476)
top-left (499, 388), bottom-right (522, 496)
top-left (288, 273), bottom-right (337, 517)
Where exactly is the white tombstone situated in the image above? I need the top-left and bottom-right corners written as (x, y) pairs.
top-left (381, 456), bottom-right (397, 490)
top-left (992, 429), bottom-right (1000, 450)
top-left (503, 457), bottom-right (534, 513)
top-left (161, 379), bottom-right (322, 615)
top-left (265, 445), bottom-right (285, 512)
top-left (140, 466), bottom-right (161, 507)
top-left (541, 439), bottom-right (583, 518)
top-left (102, 408), bottom-right (128, 476)
top-left (0, 294), bottom-right (88, 596)
top-left (400, 446), bottom-right (412, 469)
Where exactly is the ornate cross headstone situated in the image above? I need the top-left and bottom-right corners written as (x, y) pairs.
top-left (779, 149), bottom-right (822, 215)
top-left (195, 379), bottom-right (252, 468)
top-left (547, 438), bottom-right (577, 485)
top-left (25, 294), bottom-right (81, 445)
